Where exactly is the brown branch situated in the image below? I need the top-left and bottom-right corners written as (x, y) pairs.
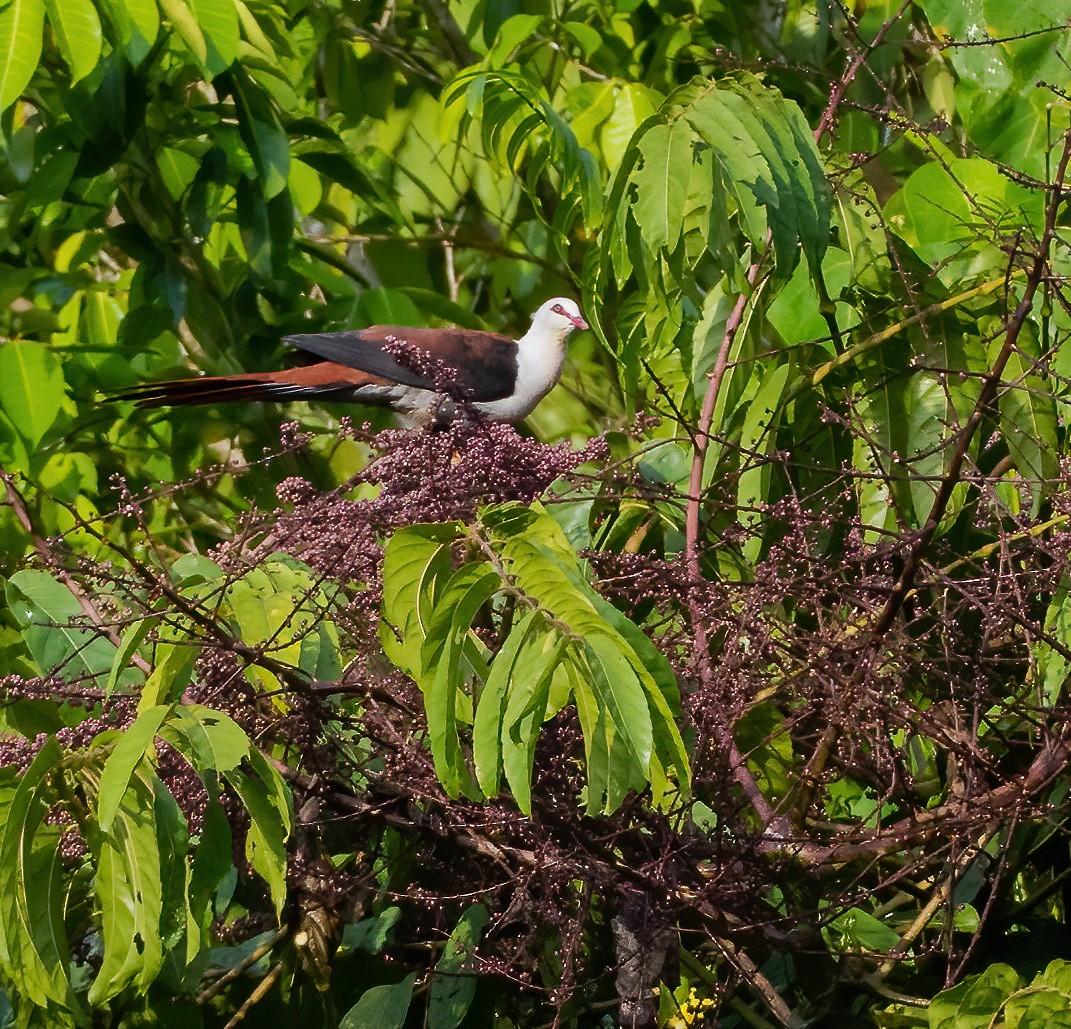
top-left (815, 0), bottom-right (914, 143)
top-left (221, 960), bottom-right (285, 1029)
top-left (196, 927), bottom-right (288, 1004)
top-left (785, 721), bottom-right (1071, 867)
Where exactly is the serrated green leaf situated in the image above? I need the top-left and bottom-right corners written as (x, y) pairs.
top-left (633, 119), bottom-right (694, 251)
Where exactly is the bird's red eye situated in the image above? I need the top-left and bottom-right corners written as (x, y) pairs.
top-left (552, 304), bottom-right (564, 314)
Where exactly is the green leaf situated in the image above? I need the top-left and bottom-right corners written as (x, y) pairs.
top-left (338, 907), bottom-right (402, 956)
top-left (138, 641), bottom-right (198, 709)
top-left (487, 13), bottom-right (541, 63)
top-left (1003, 988), bottom-right (1071, 1028)
top-left (583, 633), bottom-right (653, 771)
top-left (428, 905), bottom-right (490, 1029)
top-left (97, 0), bottom-right (159, 65)
top-left (419, 564), bottom-right (501, 797)
top-left (927, 963), bottom-right (1020, 1029)
top-left (356, 287), bottom-right (424, 327)
top-left (224, 557), bottom-right (340, 690)
top-left (736, 362), bottom-right (792, 563)
top-left (97, 705), bottom-right (172, 831)
top-left (499, 627), bottom-right (566, 815)
top-left (189, 798), bottom-right (233, 925)
top-left (160, 704), bottom-right (255, 774)
top-left (6, 569), bottom-right (116, 682)
top-left (827, 907), bottom-right (900, 952)
top-left (339, 972), bottom-right (416, 1029)
top-left (105, 617), bottom-right (156, 698)
top-left (42, 0), bottom-right (101, 82)
top-left (632, 119), bottom-right (694, 251)
top-left (380, 523), bottom-right (462, 672)
top-left (87, 770), bottom-right (165, 1004)
top-left (187, 0), bottom-right (239, 74)
top-left (0, 0), bottom-right (44, 112)
top-left (158, 0), bottom-right (208, 68)
top-left (472, 610), bottom-right (539, 798)
top-left (226, 752), bottom-right (291, 918)
top-left (686, 88), bottom-right (775, 251)
top-left (0, 342), bottom-right (67, 448)
top-left (600, 81), bottom-right (658, 169)
top-left (228, 67), bottom-right (289, 198)
top-left (0, 739), bottom-right (77, 1013)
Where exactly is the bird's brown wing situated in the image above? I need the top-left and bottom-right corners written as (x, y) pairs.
top-left (112, 364), bottom-right (392, 408)
top-left (284, 326), bottom-right (520, 401)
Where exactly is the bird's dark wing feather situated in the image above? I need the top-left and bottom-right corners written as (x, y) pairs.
top-left (283, 326), bottom-right (519, 401)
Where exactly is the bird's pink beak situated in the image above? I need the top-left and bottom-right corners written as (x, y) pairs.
top-left (570, 313), bottom-right (589, 330)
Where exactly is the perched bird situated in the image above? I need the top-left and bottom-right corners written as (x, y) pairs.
top-left (116, 297), bottom-right (588, 427)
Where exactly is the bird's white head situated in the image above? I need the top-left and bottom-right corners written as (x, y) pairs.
top-left (530, 297), bottom-right (588, 336)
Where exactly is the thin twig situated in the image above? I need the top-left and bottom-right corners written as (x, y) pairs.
top-left (870, 131), bottom-right (1071, 636)
top-left (197, 926), bottom-right (288, 1004)
top-left (2, 471), bottom-right (152, 676)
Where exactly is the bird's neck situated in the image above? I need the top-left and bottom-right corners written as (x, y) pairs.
top-left (515, 321), bottom-right (569, 388)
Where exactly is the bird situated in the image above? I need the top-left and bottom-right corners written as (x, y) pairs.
top-left (115, 297), bottom-right (588, 427)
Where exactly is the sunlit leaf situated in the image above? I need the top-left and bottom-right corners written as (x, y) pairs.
top-left (0, 0), bottom-right (44, 112)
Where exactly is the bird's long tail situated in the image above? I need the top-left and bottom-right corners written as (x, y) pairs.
top-left (110, 366), bottom-right (379, 408)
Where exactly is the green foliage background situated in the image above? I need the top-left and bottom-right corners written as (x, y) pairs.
top-left (3, 0), bottom-right (1071, 1026)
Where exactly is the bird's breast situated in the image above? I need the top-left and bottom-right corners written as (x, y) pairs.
top-left (474, 338), bottom-right (566, 422)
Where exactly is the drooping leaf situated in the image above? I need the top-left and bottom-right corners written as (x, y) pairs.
top-left (419, 563), bottom-right (500, 796)
top-left (97, 705), bottom-right (172, 831)
top-left (498, 626), bottom-right (566, 815)
top-left (87, 769), bottom-right (166, 1004)
top-left (157, 0), bottom-right (208, 68)
top-left (0, 739), bottom-right (78, 1013)
top-left (225, 67), bottom-right (289, 198)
